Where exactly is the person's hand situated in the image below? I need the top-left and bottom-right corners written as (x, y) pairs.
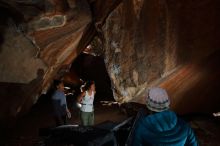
top-left (76, 102), bottom-right (82, 108)
top-left (67, 110), bottom-right (71, 119)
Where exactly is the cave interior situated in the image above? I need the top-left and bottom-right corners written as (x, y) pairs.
top-left (0, 0), bottom-right (220, 145)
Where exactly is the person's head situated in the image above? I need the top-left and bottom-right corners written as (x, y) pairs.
top-left (54, 80), bottom-right (64, 91)
top-left (146, 87), bottom-right (170, 113)
top-left (84, 81), bottom-right (95, 91)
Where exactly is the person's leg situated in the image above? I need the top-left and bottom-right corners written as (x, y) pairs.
top-left (88, 111), bottom-right (94, 126)
top-left (80, 111), bottom-right (89, 126)
top-left (54, 116), bottom-right (62, 126)
top-left (62, 115), bottom-right (67, 125)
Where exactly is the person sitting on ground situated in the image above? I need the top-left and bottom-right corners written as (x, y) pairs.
top-left (52, 80), bottom-right (71, 126)
top-left (132, 87), bottom-right (198, 146)
top-left (77, 81), bottom-right (96, 126)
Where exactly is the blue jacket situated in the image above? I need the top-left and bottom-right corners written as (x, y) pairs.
top-left (132, 110), bottom-right (198, 146)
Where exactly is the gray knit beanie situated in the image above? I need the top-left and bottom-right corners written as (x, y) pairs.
top-left (146, 87), bottom-right (170, 112)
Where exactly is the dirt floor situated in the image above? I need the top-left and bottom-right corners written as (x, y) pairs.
top-left (1, 96), bottom-right (127, 146)
top-left (1, 96), bottom-right (220, 146)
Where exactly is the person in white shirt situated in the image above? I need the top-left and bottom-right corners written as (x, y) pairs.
top-left (77, 81), bottom-right (96, 126)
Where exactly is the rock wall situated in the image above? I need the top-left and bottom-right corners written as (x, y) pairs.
top-left (102, 0), bottom-right (220, 114)
top-left (1, 0), bottom-right (220, 126)
top-left (0, 0), bottom-right (91, 125)
top-left (0, 0), bottom-right (123, 126)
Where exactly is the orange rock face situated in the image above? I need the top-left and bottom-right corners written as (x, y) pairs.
top-left (102, 0), bottom-right (220, 114)
top-left (0, 0), bottom-right (92, 125)
top-left (0, 0), bottom-right (122, 126)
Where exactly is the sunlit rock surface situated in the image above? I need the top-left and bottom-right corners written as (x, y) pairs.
top-left (102, 0), bottom-right (220, 114)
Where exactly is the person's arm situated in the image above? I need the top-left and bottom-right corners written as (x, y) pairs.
top-left (131, 120), bottom-right (144, 146)
top-left (76, 92), bottom-right (85, 108)
top-left (93, 89), bottom-right (96, 95)
top-left (63, 94), bottom-right (71, 118)
top-left (92, 88), bottom-right (96, 99)
top-left (185, 126), bottom-right (198, 146)
top-left (77, 91), bottom-right (85, 102)
top-left (66, 107), bottom-right (71, 118)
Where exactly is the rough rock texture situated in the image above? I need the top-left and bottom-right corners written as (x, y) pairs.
top-left (0, 0), bottom-right (123, 126)
top-left (102, 0), bottom-right (220, 114)
top-left (1, 0), bottom-right (220, 126)
top-left (0, 0), bottom-right (92, 125)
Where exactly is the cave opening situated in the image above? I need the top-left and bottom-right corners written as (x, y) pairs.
top-left (70, 50), bottom-right (114, 102)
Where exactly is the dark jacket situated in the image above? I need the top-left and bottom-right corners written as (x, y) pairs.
top-left (52, 90), bottom-right (67, 117)
top-left (132, 110), bottom-right (198, 146)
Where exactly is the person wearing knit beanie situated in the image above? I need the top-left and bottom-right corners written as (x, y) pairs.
top-left (131, 87), bottom-right (198, 146)
top-left (146, 87), bottom-right (170, 112)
